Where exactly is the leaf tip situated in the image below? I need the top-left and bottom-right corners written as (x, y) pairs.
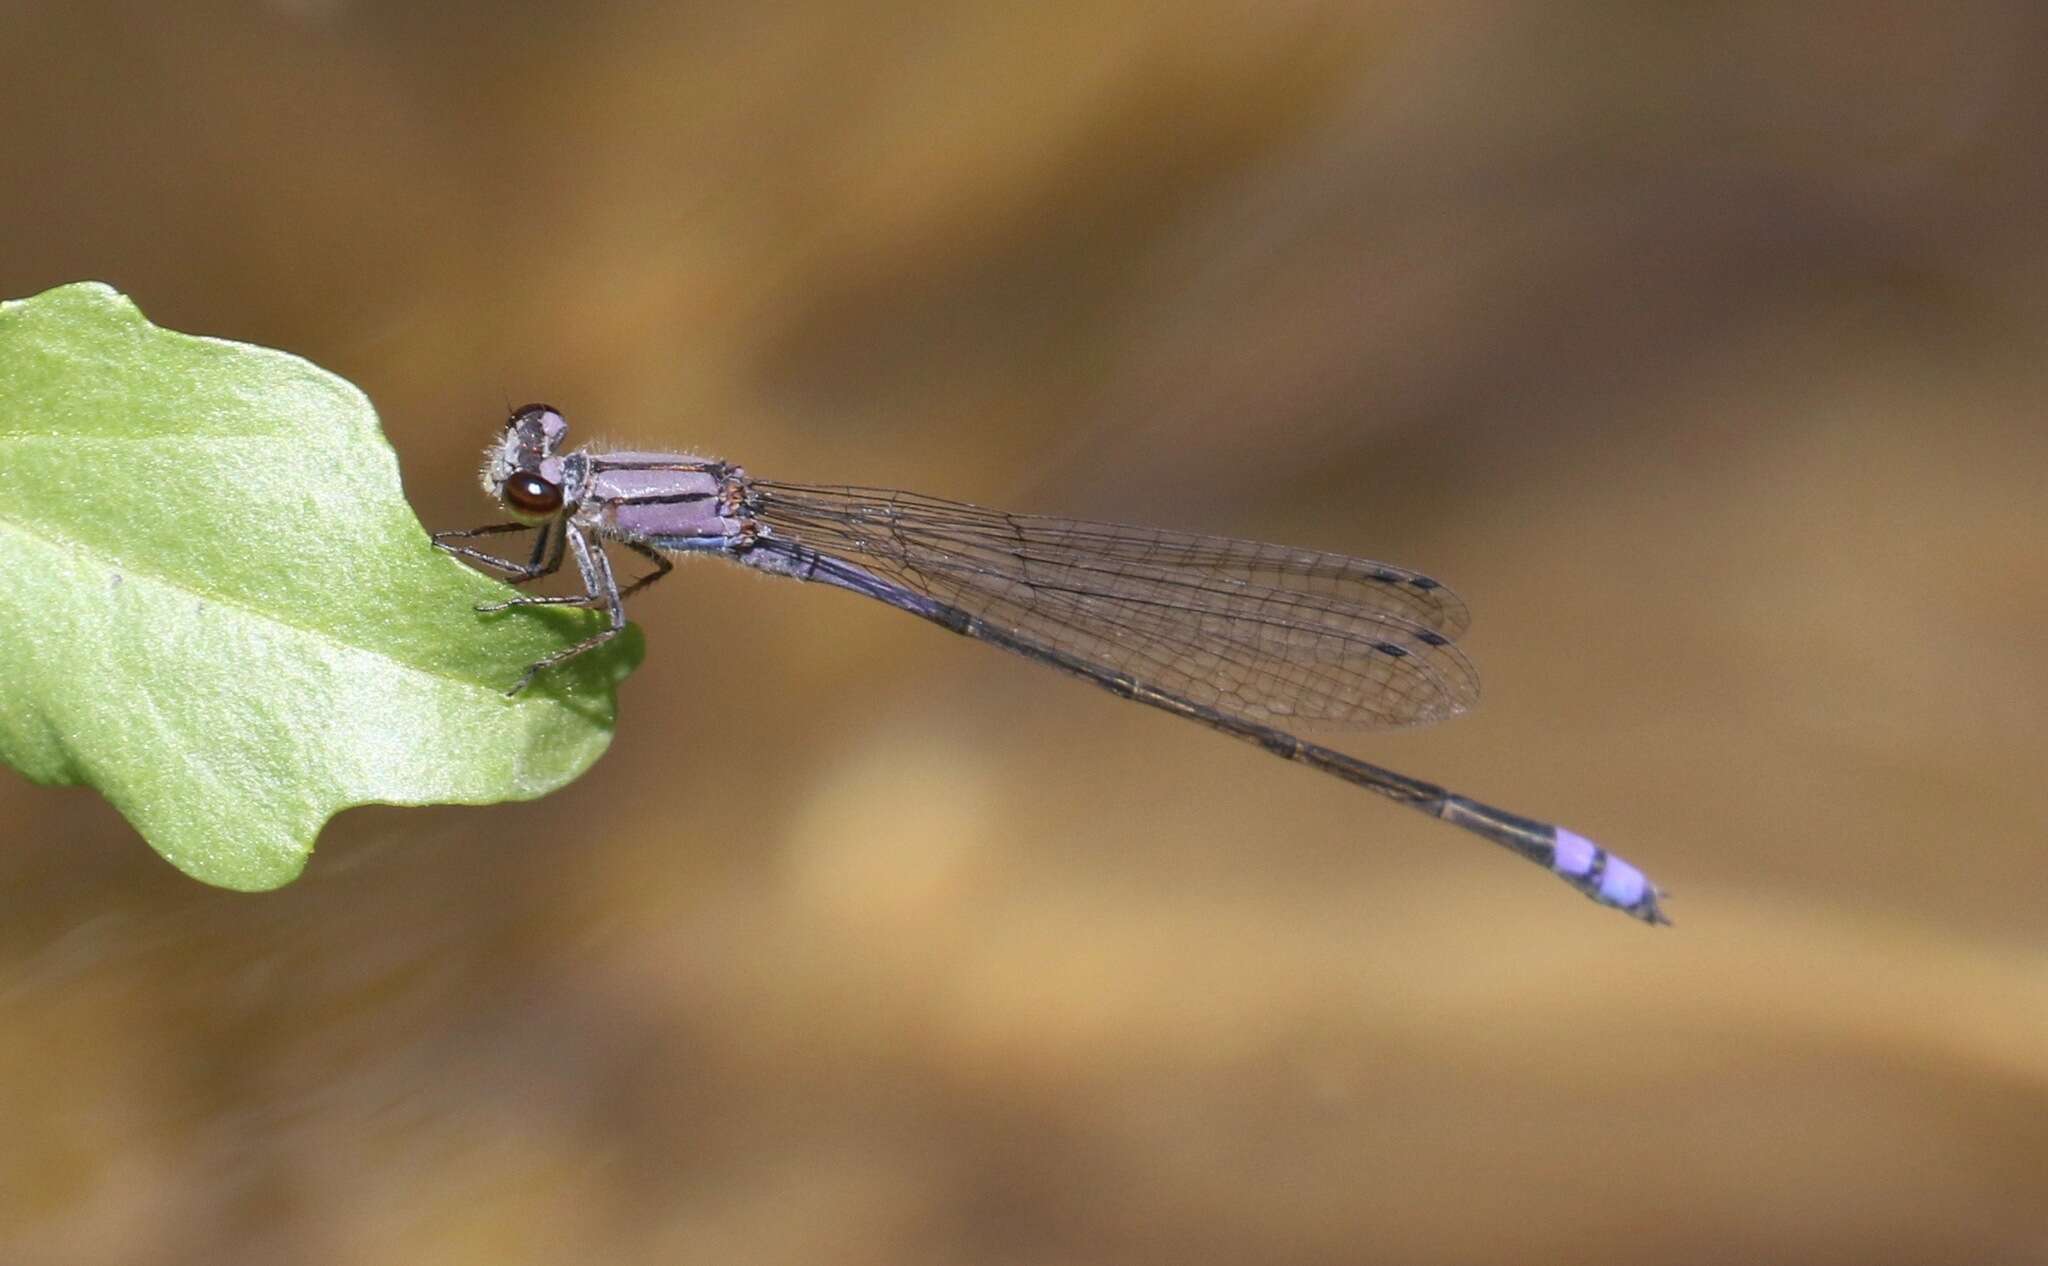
top-left (5, 280), bottom-right (140, 321)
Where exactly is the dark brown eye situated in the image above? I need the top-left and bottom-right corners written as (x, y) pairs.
top-left (503, 472), bottom-right (563, 515)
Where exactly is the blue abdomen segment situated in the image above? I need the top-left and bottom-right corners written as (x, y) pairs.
top-left (1550, 826), bottom-right (1668, 924)
top-left (1437, 795), bottom-right (1669, 925)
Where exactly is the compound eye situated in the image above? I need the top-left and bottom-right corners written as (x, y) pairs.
top-left (503, 471), bottom-right (564, 516)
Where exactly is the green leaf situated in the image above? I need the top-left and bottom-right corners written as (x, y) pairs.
top-left (0, 282), bottom-right (641, 889)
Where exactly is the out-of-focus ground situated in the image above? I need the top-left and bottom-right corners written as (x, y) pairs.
top-left (2, 3), bottom-right (2045, 1263)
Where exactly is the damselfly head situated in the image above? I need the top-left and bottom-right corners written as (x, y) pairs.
top-left (482, 403), bottom-right (571, 520)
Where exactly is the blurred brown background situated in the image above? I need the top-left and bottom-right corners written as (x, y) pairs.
top-left (3, 2), bottom-right (2045, 1263)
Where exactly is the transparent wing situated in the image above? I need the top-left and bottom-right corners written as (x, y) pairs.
top-left (750, 483), bottom-right (1480, 729)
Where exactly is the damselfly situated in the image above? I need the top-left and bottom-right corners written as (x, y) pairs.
top-left (435, 405), bottom-right (1668, 924)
